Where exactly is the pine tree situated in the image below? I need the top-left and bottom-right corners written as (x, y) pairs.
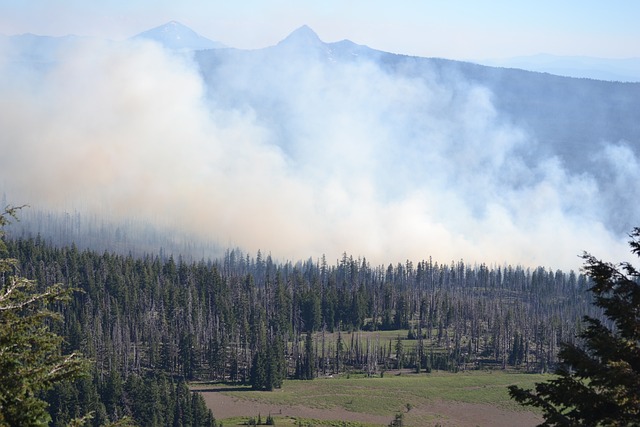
top-left (266, 335), bottom-right (285, 390)
top-left (250, 351), bottom-right (268, 390)
top-left (302, 331), bottom-right (315, 380)
top-left (395, 335), bottom-right (404, 370)
top-left (335, 331), bottom-right (343, 374)
top-left (509, 228), bottom-right (640, 426)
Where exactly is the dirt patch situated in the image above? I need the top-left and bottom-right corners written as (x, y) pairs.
top-left (407, 400), bottom-right (542, 427)
top-left (197, 388), bottom-right (390, 424)
top-left (197, 388), bottom-right (542, 426)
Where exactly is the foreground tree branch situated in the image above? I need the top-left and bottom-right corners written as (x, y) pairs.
top-left (509, 227), bottom-right (640, 426)
top-left (0, 206), bottom-right (90, 426)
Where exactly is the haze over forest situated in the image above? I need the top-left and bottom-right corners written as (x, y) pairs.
top-left (1, 21), bottom-right (639, 270)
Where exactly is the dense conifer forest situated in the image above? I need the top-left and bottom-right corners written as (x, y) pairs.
top-left (2, 234), bottom-right (605, 425)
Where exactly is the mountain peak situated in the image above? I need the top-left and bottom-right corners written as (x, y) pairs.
top-left (277, 25), bottom-right (323, 48)
top-left (133, 21), bottom-right (226, 50)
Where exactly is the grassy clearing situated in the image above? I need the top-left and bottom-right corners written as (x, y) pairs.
top-left (309, 329), bottom-right (467, 355)
top-left (195, 369), bottom-right (548, 421)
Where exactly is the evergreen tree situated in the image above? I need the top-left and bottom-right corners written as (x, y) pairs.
top-left (250, 350), bottom-right (268, 390)
top-left (266, 336), bottom-right (285, 390)
top-left (509, 332), bottom-right (525, 367)
top-left (301, 331), bottom-right (315, 380)
top-left (179, 332), bottom-right (197, 380)
top-left (394, 335), bottom-right (404, 370)
top-left (191, 391), bottom-right (215, 427)
top-left (102, 369), bottom-right (124, 421)
top-left (174, 379), bottom-right (193, 427)
top-left (335, 330), bottom-right (343, 374)
top-left (509, 228), bottom-right (640, 426)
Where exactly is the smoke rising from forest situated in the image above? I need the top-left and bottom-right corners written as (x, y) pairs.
top-left (0, 37), bottom-right (634, 270)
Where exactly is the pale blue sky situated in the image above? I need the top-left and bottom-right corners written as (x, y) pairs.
top-left (1, 0), bottom-right (638, 59)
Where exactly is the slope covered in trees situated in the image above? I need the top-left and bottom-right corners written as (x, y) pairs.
top-left (1, 207), bottom-right (217, 426)
top-left (2, 233), bottom-right (605, 423)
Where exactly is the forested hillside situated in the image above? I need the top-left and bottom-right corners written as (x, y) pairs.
top-left (5, 236), bottom-right (602, 424)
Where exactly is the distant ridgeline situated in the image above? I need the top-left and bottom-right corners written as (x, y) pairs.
top-left (5, 235), bottom-right (601, 421)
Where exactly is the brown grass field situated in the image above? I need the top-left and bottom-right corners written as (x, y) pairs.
top-left (193, 370), bottom-right (544, 427)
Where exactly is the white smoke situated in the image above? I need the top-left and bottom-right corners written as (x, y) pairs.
top-left (0, 37), bottom-right (633, 270)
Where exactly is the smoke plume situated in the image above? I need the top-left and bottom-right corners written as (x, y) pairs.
top-left (0, 37), bottom-right (634, 270)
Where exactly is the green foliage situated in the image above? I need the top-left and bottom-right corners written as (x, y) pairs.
top-left (251, 335), bottom-right (285, 391)
top-left (0, 206), bottom-right (89, 426)
top-left (251, 351), bottom-right (268, 390)
top-left (509, 228), bottom-right (640, 426)
top-left (300, 288), bottom-right (321, 332)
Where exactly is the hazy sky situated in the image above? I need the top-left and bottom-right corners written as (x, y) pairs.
top-left (1, 0), bottom-right (639, 60)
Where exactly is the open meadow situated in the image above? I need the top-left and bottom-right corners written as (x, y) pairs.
top-left (193, 370), bottom-right (545, 427)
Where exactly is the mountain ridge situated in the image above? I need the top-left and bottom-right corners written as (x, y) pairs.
top-left (277, 25), bottom-right (322, 46)
top-left (132, 20), bottom-right (226, 50)
top-left (478, 53), bottom-right (640, 83)
top-left (4, 22), bottom-right (639, 82)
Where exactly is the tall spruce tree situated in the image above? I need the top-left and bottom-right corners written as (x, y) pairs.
top-left (509, 227), bottom-right (640, 426)
top-left (250, 350), bottom-right (268, 390)
top-left (301, 331), bottom-right (315, 380)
